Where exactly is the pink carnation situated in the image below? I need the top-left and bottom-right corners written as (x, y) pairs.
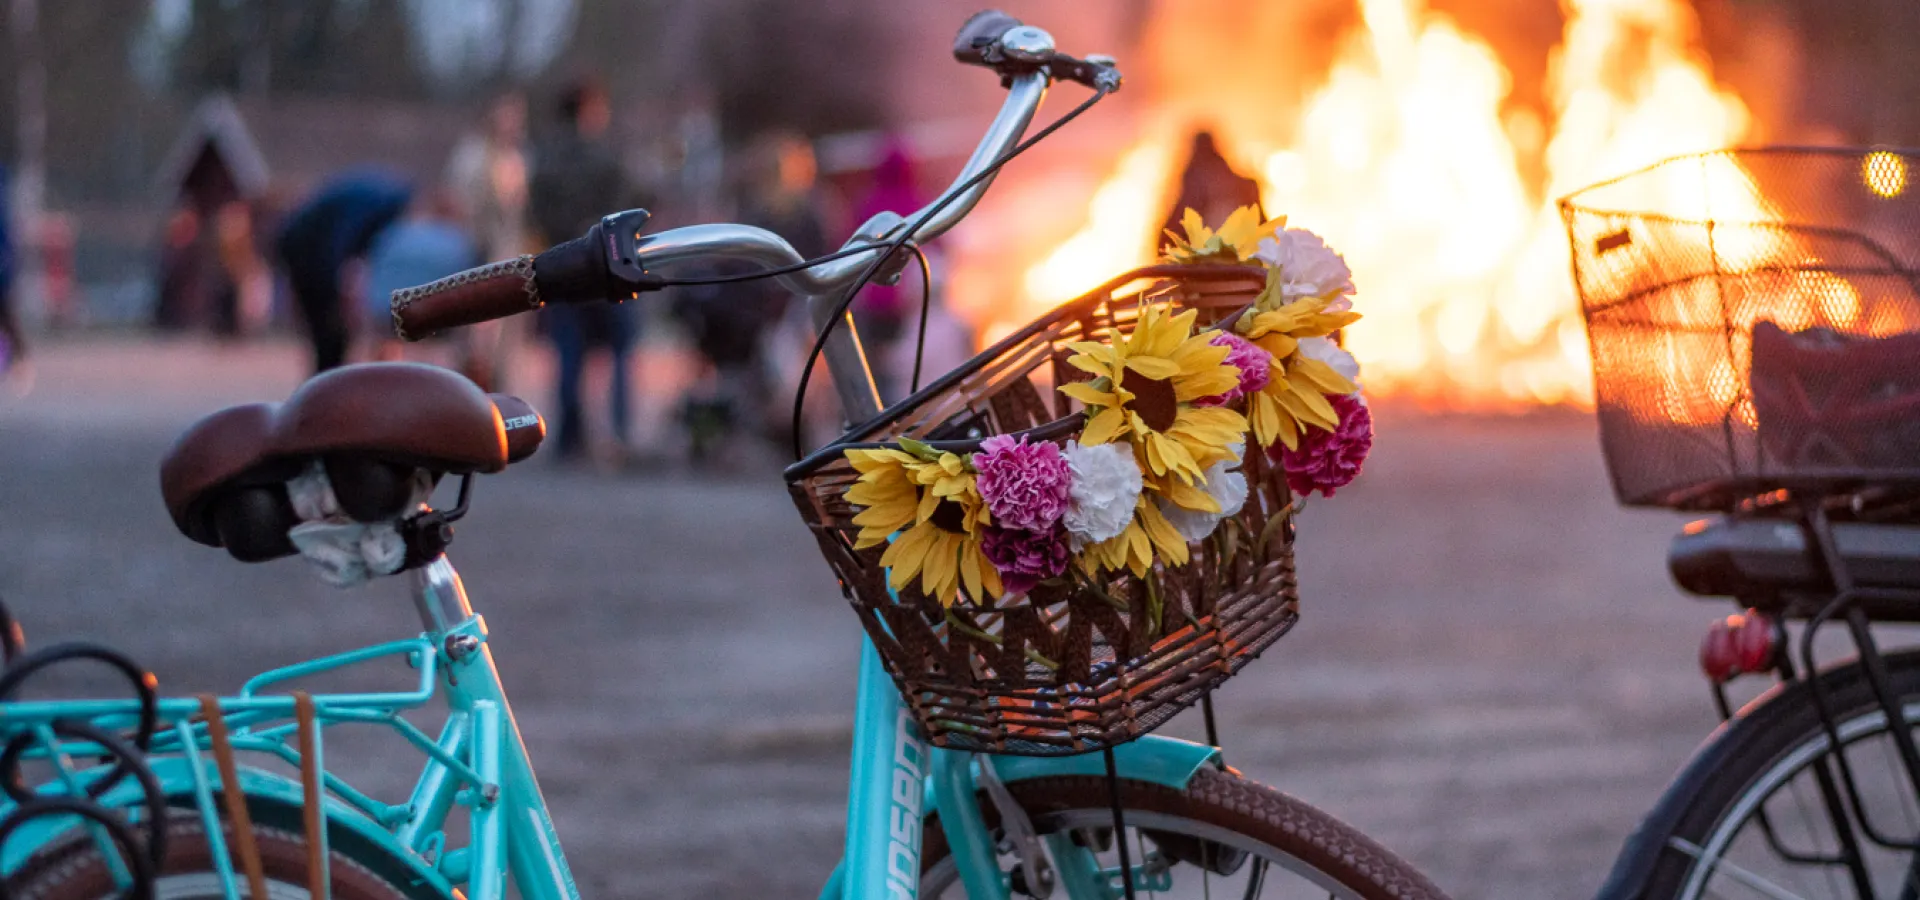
top-left (1277, 394), bottom-right (1373, 497)
top-left (974, 434), bottom-right (1072, 532)
top-left (981, 523), bottom-right (1072, 596)
top-left (1197, 332), bottom-right (1272, 407)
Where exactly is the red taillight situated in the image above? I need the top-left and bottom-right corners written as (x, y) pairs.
top-left (1700, 617), bottom-right (1738, 683)
top-left (1699, 609), bottom-right (1778, 684)
top-left (1735, 610), bottom-right (1777, 672)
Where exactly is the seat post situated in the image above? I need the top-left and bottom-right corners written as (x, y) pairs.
top-left (409, 556), bottom-right (475, 636)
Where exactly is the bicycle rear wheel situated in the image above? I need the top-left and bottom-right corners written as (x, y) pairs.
top-left (919, 766), bottom-right (1449, 899)
top-left (7, 816), bottom-right (413, 900)
top-left (1618, 648), bottom-right (1920, 900)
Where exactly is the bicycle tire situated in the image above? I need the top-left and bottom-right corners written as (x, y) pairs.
top-left (6, 816), bottom-right (412, 900)
top-left (1612, 648), bottom-right (1920, 900)
top-left (920, 766), bottom-right (1450, 899)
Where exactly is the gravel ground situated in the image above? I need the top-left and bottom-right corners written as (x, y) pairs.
top-left (0, 336), bottom-right (1753, 898)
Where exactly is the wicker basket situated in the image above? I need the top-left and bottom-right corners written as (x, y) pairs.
top-left (785, 265), bottom-right (1301, 756)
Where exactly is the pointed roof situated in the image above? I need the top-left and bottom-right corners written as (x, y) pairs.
top-left (156, 93), bottom-right (469, 201)
top-left (155, 95), bottom-right (271, 199)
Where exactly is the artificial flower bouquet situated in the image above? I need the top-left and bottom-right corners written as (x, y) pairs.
top-left (787, 206), bottom-right (1373, 755)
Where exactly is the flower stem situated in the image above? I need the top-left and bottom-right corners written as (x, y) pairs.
top-left (1071, 565), bottom-right (1130, 612)
top-left (943, 612), bottom-right (1058, 671)
top-left (944, 610), bottom-right (1002, 646)
top-left (1143, 569), bottom-right (1165, 640)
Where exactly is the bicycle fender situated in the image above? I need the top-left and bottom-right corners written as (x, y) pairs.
top-left (1, 758), bottom-right (456, 900)
top-left (1595, 715), bottom-right (1750, 900)
top-left (989, 735), bottom-right (1221, 788)
top-left (908, 735), bottom-right (1220, 827)
top-left (1597, 671), bottom-right (1808, 900)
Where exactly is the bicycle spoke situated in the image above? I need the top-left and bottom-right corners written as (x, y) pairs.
top-left (1138, 829), bottom-right (1156, 899)
top-left (1670, 836), bottom-right (1815, 900)
top-left (1238, 859), bottom-right (1266, 900)
top-left (1885, 728), bottom-right (1920, 833)
top-left (1900, 852), bottom-right (1920, 900)
top-left (1784, 771), bottom-right (1848, 900)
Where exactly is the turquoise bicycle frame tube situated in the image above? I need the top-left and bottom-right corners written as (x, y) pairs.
top-left (840, 637), bottom-right (929, 899)
top-left (406, 558), bottom-right (581, 900)
top-left (826, 632), bottom-right (1221, 900)
top-left (418, 564), bottom-right (1215, 900)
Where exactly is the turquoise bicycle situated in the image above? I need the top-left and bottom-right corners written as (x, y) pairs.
top-left (0, 12), bottom-right (1445, 900)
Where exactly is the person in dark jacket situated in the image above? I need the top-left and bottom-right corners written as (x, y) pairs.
top-left (671, 131), bottom-right (830, 459)
top-left (1157, 130), bottom-right (1265, 253)
top-left (529, 77), bottom-right (642, 462)
top-left (275, 169), bottom-right (413, 373)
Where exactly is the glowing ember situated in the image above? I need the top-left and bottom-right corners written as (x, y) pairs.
top-left (960, 0), bottom-right (1768, 408)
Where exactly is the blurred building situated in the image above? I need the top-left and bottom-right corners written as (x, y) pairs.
top-left (159, 94), bottom-right (465, 214)
top-left (139, 94), bottom-right (469, 332)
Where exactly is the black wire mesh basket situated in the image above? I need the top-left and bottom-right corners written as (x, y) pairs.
top-left (1562, 147), bottom-right (1920, 510)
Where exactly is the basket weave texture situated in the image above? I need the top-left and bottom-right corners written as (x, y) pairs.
top-left (787, 265), bottom-right (1300, 756)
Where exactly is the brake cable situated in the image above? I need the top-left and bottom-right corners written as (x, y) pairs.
top-left (786, 83), bottom-right (1113, 459)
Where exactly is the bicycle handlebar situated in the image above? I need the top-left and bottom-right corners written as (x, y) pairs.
top-left (389, 10), bottom-right (1118, 416)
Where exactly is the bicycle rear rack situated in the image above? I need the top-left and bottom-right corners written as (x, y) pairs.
top-left (0, 595), bottom-right (167, 899)
top-left (1708, 494), bottom-right (1920, 896)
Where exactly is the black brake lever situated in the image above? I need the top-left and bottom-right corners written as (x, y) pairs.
top-left (1048, 52), bottom-right (1123, 93)
top-left (530, 208), bottom-right (665, 305)
top-left (598, 208), bottom-right (664, 293)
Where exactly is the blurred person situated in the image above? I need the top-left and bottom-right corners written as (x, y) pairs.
top-left (852, 139), bottom-right (923, 402)
top-left (213, 201), bottom-right (273, 337)
top-left (36, 214), bottom-right (76, 330)
top-left (360, 190), bottom-right (478, 362)
top-left (0, 165), bottom-right (26, 375)
top-left (446, 92), bottom-right (536, 391)
top-left (672, 132), bottom-right (831, 460)
top-left (275, 169), bottom-right (412, 374)
top-left (529, 77), bottom-right (642, 464)
top-left (746, 133), bottom-right (831, 260)
top-left (153, 206), bottom-right (213, 333)
top-left (1157, 130), bottom-right (1264, 251)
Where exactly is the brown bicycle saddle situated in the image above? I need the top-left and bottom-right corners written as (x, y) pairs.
top-left (160, 363), bottom-right (545, 561)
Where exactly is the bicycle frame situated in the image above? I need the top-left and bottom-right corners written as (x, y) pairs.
top-left (0, 21), bottom-right (1221, 898)
top-left (0, 553), bottom-right (1220, 900)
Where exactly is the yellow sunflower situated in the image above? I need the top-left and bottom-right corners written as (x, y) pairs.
top-left (1080, 494), bottom-right (1190, 577)
top-left (843, 447), bottom-right (1002, 605)
top-left (1234, 287), bottom-right (1362, 450)
top-left (845, 448), bottom-right (924, 545)
top-left (1058, 304), bottom-right (1248, 485)
top-left (1160, 205), bottom-right (1286, 265)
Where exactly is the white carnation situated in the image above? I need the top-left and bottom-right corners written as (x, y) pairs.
top-left (1063, 440), bottom-right (1143, 546)
top-left (1252, 228), bottom-right (1355, 305)
top-left (1297, 337), bottom-right (1361, 390)
top-left (1156, 444), bottom-right (1250, 543)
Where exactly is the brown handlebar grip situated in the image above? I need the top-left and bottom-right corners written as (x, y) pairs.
top-left (390, 255), bottom-right (541, 342)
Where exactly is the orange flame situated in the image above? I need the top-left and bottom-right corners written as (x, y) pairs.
top-left (958, 0), bottom-right (1764, 408)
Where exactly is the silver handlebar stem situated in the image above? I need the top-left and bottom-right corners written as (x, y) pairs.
top-left (630, 67), bottom-right (1054, 420)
